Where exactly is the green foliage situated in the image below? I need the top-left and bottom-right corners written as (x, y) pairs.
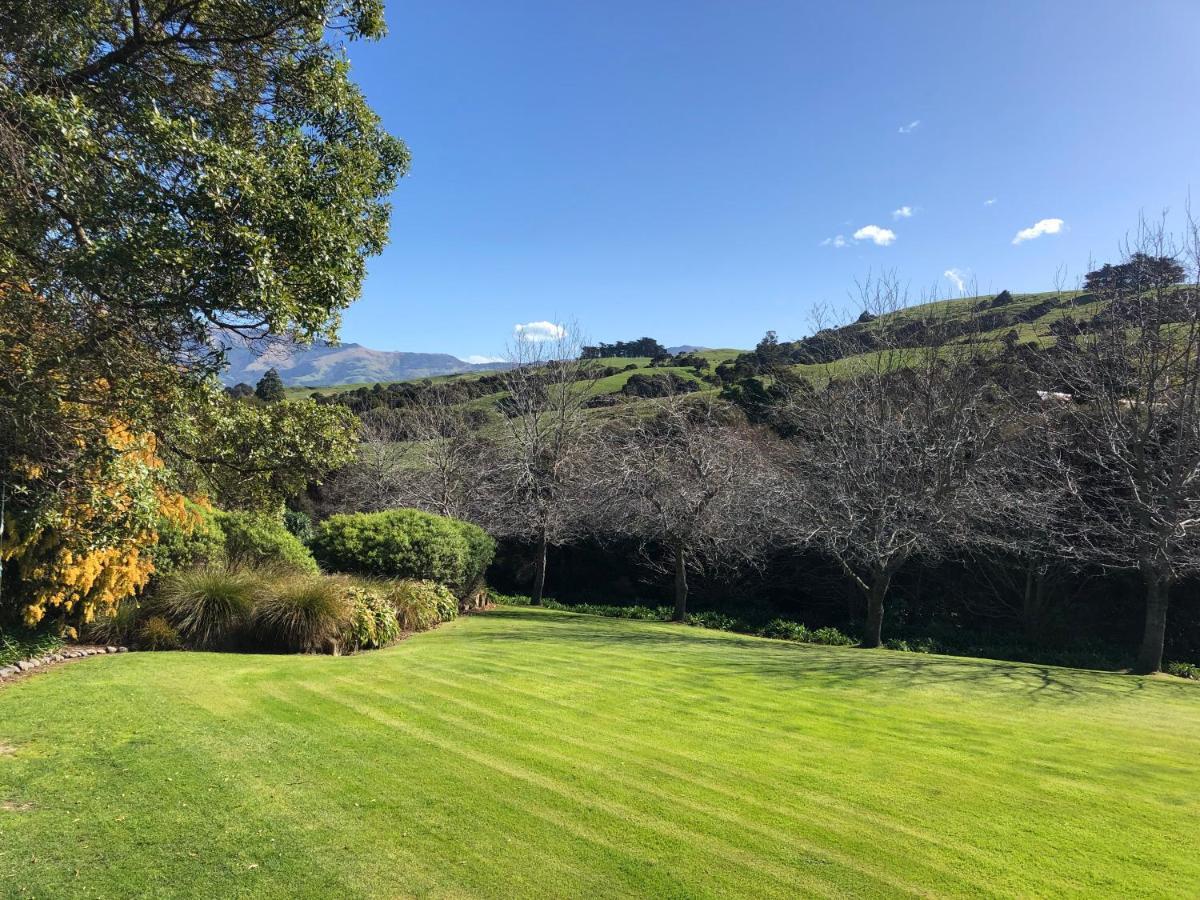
top-left (138, 615), bottom-right (182, 651)
top-left (810, 626), bottom-right (857, 647)
top-left (0, 627), bottom-right (64, 668)
top-left (384, 579), bottom-right (457, 632)
top-left (1165, 661), bottom-right (1200, 680)
top-left (283, 509), bottom-right (317, 544)
top-left (158, 565), bottom-right (261, 650)
top-left (176, 390), bottom-right (360, 510)
top-left (450, 520), bottom-right (497, 596)
top-left (314, 508), bottom-right (492, 594)
top-left (340, 581), bottom-right (402, 651)
top-left (255, 369), bottom-right (286, 403)
top-left (686, 610), bottom-right (740, 631)
top-left (2, 0), bottom-right (407, 362)
top-left (215, 511), bottom-right (319, 574)
top-left (252, 575), bottom-right (350, 653)
top-left (152, 501), bottom-right (226, 576)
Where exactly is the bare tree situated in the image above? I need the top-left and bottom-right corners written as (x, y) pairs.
top-left (774, 275), bottom-right (1022, 648)
top-left (595, 393), bottom-right (779, 620)
top-left (319, 386), bottom-right (494, 520)
top-left (488, 324), bottom-right (603, 604)
top-left (1046, 215), bottom-right (1200, 673)
top-left (396, 386), bottom-right (494, 521)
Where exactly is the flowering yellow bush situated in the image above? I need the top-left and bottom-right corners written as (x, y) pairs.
top-left (2, 421), bottom-right (191, 627)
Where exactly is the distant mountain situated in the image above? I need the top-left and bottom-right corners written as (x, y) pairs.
top-left (667, 345), bottom-right (709, 355)
top-left (215, 335), bottom-right (508, 387)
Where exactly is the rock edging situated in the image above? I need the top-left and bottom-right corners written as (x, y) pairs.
top-left (0, 645), bottom-right (128, 682)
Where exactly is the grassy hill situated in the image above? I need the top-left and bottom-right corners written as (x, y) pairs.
top-left (281, 289), bottom-right (1112, 403)
top-left (2, 608), bottom-right (1196, 897)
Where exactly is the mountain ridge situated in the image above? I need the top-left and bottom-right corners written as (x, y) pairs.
top-left (217, 336), bottom-right (509, 387)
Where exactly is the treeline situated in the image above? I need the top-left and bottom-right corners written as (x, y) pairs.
top-left (581, 337), bottom-right (668, 359)
top-left (318, 233), bottom-right (1200, 675)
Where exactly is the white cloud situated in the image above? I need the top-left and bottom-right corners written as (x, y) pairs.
top-left (820, 234), bottom-right (849, 248)
top-left (892, 205), bottom-right (914, 219)
top-left (465, 354), bottom-right (505, 364)
top-left (898, 120), bottom-right (921, 134)
top-left (1012, 218), bottom-right (1064, 245)
top-left (943, 268), bottom-right (967, 293)
top-left (853, 225), bottom-right (897, 246)
top-left (513, 320), bottom-right (566, 342)
top-left (983, 198), bottom-right (997, 207)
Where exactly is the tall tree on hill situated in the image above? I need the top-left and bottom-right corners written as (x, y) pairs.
top-left (772, 276), bottom-right (1024, 648)
top-left (596, 393), bottom-right (777, 620)
top-left (1049, 220), bottom-right (1200, 673)
top-left (255, 369), bottom-right (286, 403)
top-left (489, 325), bottom-right (602, 605)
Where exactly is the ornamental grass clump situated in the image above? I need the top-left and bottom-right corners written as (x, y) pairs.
top-left (341, 581), bottom-right (403, 651)
top-left (253, 575), bottom-right (351, 654)
top-left (158, 565), bottom-right (261, 649)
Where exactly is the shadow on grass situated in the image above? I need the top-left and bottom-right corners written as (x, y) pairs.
top-left (477, 608), bottom-right (1196, 704)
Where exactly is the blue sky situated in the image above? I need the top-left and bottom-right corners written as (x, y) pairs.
top-left (339, 0), bottom-right (1200, 360)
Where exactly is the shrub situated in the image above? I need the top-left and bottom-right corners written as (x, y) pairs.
top-left (314, 509), bottom-right (492, 595)
top-left (283, 509), bottom-right (316, 544)
top-left (885, 636), bottom-right (939, 654)
top-left (215, 511), bottom-right (319, 574)
top-left (158, 565), bottom-right (261, 649)
top-left (85, 597), bottom-right (142, 646)
top-left (762, 619), bottom-right (812, 642)
top-left (1165, 661), bottom-right (1200, 680)
top-left (451, 520), bottom-right (497, 598)
top-left (0, 627), bottom-right (63, 668)
top-left (687, 611), bottom-right (747, 632)
top-left (384, 580), bottom-right (457, 632)
top-left (253, 575), bottom-right (350, 653)
top-left (138, 615), bottom-right (182, 651)
top-left (152, 500), bottom-right (226, 576)
top-left (811, 626), bottom-right (856, 646)
top-left (341, 581), bottom-right (402, 652)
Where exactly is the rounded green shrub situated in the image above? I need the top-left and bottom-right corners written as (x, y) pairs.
top-left (313, 509), bottom-right (494, 595)
top-left (159, 565), bottom-right (262, 649)
top-left (253, 575), bottom-right (349, 653)
top-left (215, 511), bottom-right (319, 574)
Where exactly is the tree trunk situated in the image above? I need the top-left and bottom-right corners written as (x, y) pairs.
top-left (860, 569), bottom-right (895, 649)
top-left (1020, 562), bottom-right (1046, 644)
top-left (1134, 563), bottom-right (1170, 674)
top-left (672, 541), bottom-right (688, 622)
top-left (531, 529), bottom-right (548, 606)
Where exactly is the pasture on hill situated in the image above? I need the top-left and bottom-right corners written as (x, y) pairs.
top-left (2, 608), bottom-right (1197, 898)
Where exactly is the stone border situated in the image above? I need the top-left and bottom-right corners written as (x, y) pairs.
top-left (0, 645), bottom-right (128, 682)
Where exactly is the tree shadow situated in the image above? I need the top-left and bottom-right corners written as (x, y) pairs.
top-left (475, 608), bottom-right (1195, 704)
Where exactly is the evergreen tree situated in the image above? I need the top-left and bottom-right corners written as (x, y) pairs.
top-left (255, 369), bottom-right (286, 403)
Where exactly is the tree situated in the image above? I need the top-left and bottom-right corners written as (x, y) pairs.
top-left (1, 0), bottom-right (408, 365)
top-left (773, 277), bottom-right (1020, 647)
top-left (255, 369), bottom-right (286, 403)
top-left (1048, 222), bottom-right (1200, 672)
top-left (597, 394), bottom-right (776, 620)
top-left (488, 325), bottom-right (602, 604)
top-left (0, 0), bottom-right (403, 626)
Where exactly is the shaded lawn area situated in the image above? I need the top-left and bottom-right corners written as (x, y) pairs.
top-left (1, 607), bottom-right (1197, 898)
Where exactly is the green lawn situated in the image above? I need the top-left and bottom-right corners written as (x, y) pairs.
top-left (2, 608), bottom-right (1197, 898)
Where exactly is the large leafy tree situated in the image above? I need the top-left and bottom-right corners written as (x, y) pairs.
top-left (0, 1), bottom-right (405, 626)
top-left (0, 0), bottom-right (408, 358)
